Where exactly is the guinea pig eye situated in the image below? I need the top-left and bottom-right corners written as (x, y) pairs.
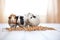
top-left (30, 17), bottom-right (32, 19)
top-left (33, 16), bottom-right (36, 18)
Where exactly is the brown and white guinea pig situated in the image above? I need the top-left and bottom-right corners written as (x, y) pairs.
top-left (16, 15), bottom-right (27, 27)
top-left (8, 14), bottom-right (17, 28)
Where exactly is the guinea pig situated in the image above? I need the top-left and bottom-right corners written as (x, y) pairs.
top-left (16, 15), bottom-right (27, 27)
top-left (8, 14), bottom-right (17, 28)
top-left (26, 13), bottom-right (40, 26)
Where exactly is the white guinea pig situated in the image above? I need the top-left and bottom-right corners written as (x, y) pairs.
top-left (27, 13), bottom-right (40, 26)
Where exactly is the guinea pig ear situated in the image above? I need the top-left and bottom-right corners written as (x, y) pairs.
top-left (15, 16), bottom-right (18, 19)
top-left (8, 17), bottom-right (11, 19)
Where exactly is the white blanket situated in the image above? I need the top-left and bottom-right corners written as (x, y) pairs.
top-left (0, 23), bottom-right (60, 40)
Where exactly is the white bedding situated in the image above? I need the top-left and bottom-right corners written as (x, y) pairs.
top-left (0, 23), bottom-right (60, 40)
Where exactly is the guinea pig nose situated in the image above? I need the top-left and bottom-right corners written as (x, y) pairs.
top-left (33, 16), bottom-right (36, 18)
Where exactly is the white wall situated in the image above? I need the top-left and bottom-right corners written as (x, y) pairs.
top-left (4, 0), bottom-right (49, 23)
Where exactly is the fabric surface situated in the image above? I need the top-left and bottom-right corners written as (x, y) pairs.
top-left (0, 23), bottom-right (60, 40)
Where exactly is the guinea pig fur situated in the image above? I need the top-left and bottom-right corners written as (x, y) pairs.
top-left (16, 15), bottom-right (27, 27)
top-left (26, 13), bottom-right (40, 26)
top-left (8, 14), bottom-right (17, 28)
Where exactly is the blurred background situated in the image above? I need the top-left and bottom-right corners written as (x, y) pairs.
top-left (0, 0), bottom-right (60, 23)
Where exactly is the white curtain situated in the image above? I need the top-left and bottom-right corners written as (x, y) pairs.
top-left (0, 0), bottom-right (5, 23)
top-left (3, 0), bottom-right (57, 23)
top-left (47, 0), bottom-right (58, 23)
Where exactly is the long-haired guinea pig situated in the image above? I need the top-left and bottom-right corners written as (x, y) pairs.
top-left (26, 13), bottom-right (40, 26)
top-left (8, 14), bottom-right (17, 28)
top-left (16, 15), bottom-right (27, 27)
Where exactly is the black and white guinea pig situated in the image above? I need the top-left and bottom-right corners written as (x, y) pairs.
top-left (8, 14), bottom-right (17, 28)
top-left (16, 15), bottom-right (27, 27)
top-left (26, 13), bottom-right (40, 26)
